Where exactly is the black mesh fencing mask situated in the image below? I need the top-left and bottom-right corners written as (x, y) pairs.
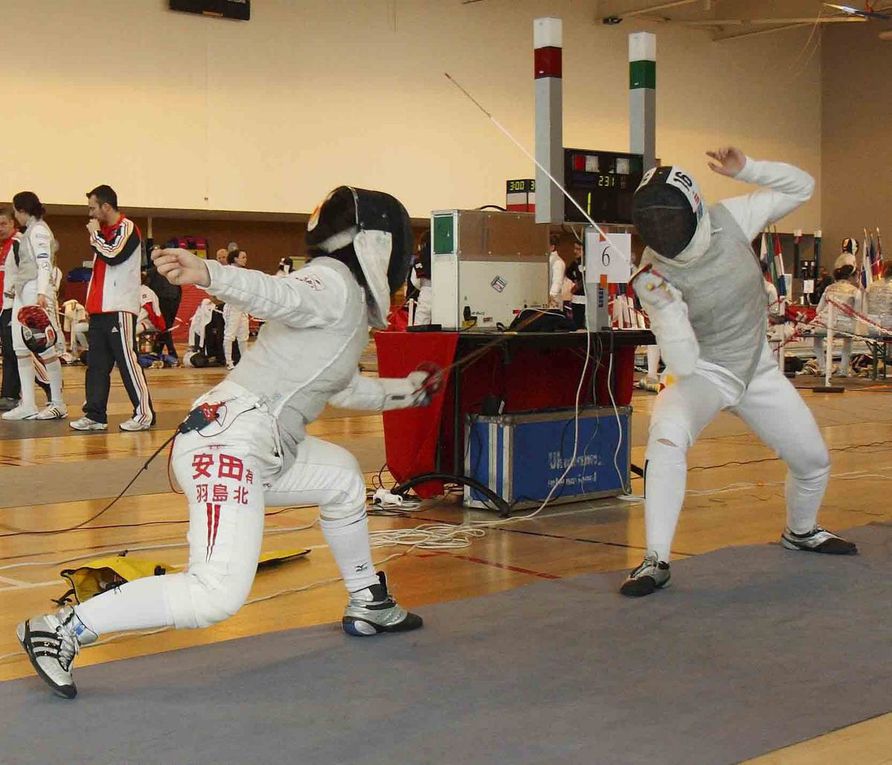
top-left (632, 166), bottom-right (705, 259)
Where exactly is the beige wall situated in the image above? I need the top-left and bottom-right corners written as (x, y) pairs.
top-left (822, 20), bottom-right (892, 256)
top-left (5, 0), bottom-right (820, 229)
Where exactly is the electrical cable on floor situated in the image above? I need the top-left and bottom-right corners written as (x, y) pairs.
top-left (0, 432), bottom-right (177, 536)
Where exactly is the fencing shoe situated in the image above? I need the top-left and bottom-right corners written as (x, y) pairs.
top-left (620, 552), bottom-right (671, 597)
top-left (36, 402), bottom-right (68, 420)
top-left (781, 526), bottom-right (858, 555)
top-left (119, 417), bottom-right (153, 432)
top-left (0, 396), bottom-right (19, 411)
top-left (16, 607), bottom-right (97, 699)
top-left (70, 416), bottom-right (108, 431)
top-left (342, 572), bottom-right (423, 636)
top-left (2, 404), bottom-right (38, 420)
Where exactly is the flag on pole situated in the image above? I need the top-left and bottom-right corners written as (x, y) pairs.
top-left (870, 229), bottom-right (882, 280)
top-left (861, 229), bottom-right (872, 288)
top-left (772, 228), bottom-right (787, 297)
top-left (876, 227), bottom-right (885, 277)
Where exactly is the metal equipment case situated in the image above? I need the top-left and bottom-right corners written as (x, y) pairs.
top-left (464, 407), bottom-right (631, 510)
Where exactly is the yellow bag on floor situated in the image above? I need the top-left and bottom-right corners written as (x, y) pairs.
top-left (54, 549), bottom-right (310, 605)
top-left (257, 549), bottom-right (311, 570)
top-left (55, 556), bottom-right (171, 605)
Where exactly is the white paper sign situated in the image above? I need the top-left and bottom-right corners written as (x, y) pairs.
top-left (584, 231), bottom-right (632, 284)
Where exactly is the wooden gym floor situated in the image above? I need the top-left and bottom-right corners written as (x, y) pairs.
top-left (1, 362), bottom-right (891, 764)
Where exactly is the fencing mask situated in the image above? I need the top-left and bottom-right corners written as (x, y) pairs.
top-left (306, 187), bottom-right (413, 328)
top-left (18, 306), bottom-right (57, 354)
top-left (632, 166), bottom-right (707, 260)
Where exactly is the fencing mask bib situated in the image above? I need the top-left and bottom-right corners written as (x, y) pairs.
top-left (306, 187), bottom-right (413, 328)
top-left (632, 166), bottom-right (706, 260)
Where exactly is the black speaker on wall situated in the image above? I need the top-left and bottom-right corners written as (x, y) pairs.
top-left (169, 0), bottom-right (250, 21)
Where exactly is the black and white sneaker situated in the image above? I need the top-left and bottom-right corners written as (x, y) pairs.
top-left (342, 572), bottom-right (423, 637)
top-left (781, 526), bottom-right (858, 555)
top-left (620, 552), bottom-right (671, 597)
top-left (16, 607), bottom-right (97, 699)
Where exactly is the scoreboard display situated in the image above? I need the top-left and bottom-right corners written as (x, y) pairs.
top-left (170, 0), bottom-right (250, 20)
top-left (563, 149), bottom-right (643, 225)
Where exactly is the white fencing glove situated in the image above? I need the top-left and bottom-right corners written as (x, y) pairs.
top-left (632, 266), bottom-right (700, 378)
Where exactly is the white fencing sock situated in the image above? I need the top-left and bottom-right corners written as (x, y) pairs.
top-left (644, 438), bottom-right (689, 562)
top-left (74, 576), bottom-right (174, 636)
top-left (16, 356), bottom-right (36, 409)
top-left (785, 466), bottom-right (831, 534)
top-left (320, 512), bottom-right (378, 592)
top-left (45, 357), bottom-right (64, 404)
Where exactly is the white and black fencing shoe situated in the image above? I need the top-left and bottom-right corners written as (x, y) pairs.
top-left (781, 526), bottom-right (858, 555)
top-left (342, 572), bottom-right (423, 637)
top-left (620, 552), bottom-right (671, 598)
top-left (35, 402), bottom-right (68, 420)
top-left (16, 607), bottom-right (97, 699)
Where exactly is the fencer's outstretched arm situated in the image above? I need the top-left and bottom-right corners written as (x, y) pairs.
top-left (152, 248), bottom-right (347, 328)
top-left (713, 149), bottom-right (815, 242)
top-left (203, 260), bottom-right (349, 327)
top-left (328, 370), bottom-right (433, 411)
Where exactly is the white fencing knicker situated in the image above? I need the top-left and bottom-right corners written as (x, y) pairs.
top-left (74, 381), bottom-right (375, 634)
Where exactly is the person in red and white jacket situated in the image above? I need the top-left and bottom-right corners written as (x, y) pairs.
top-left (70, 185), bottom-right (154, 432)
top-left (137, 280), bottom-right (167, 335)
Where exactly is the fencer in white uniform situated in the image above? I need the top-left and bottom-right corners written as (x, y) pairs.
top-left (188, 297), bottom-right (216, 350)
top-left (17, 187), bottom-right (434, 699)
top-left (222, 301), bottom-right (249, 369)
top-left (2, 192), bottom-right (66, 421)
top-left (61, 299), bottom-right (88, 357)
top-left (223, 250), bottom-right (251, 368)
top-left (136, 284), bottom-right (165, 335)
top-left (548, 236), bottom-right (565, 309)
top-left (813, 251), bottom-right (862, 377)
top-left (620, 147), bottom-right (857, 597)
top-left (407, 232), bottom-right (432, 326)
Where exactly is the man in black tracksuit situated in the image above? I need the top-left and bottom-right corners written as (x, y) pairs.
top-left (70, 185), bottom-right (155, 432)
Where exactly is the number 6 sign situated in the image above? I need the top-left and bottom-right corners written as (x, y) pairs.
top-left (583, 231), bottom-right (632, 284)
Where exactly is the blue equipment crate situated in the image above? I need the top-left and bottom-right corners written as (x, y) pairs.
top-left (464, 407), bottom-right (631, 510)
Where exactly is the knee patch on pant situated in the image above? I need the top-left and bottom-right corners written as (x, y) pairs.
top-left (317, 465), bottom-right (367, 527)
top-left (645, 420), bottom-right (690, 466)
top-left (319, 484), bottom-right (367, 529)
top-left (162, 567), bottom-right (251, 630)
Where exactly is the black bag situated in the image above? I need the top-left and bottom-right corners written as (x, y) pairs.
top-left (505, 308), bottom-right (576, 333)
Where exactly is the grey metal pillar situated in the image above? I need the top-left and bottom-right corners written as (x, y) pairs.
top-left (629, 32), bottom-right (656, 172)
top-left (534, 17), bottom-right (564, 224)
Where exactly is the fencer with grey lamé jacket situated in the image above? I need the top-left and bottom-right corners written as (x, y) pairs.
top-left (12, 218), bottom-right (53, 296)
top-left (638, 157), bottom-right (815, 386)
top-left (640, 204), bottom-right (766, 384)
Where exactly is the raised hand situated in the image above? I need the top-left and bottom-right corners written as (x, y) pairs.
top-left (151, 248), bottom-right (211, 287)
top-left (706, 147), bottom-right (746, 178)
